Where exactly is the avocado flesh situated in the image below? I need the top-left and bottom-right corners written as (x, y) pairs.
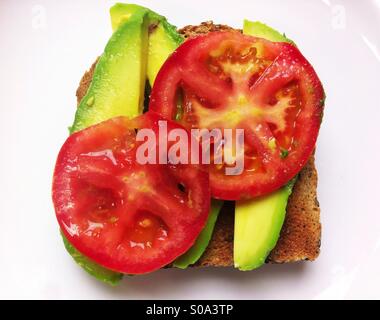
top-left (234, 182), bottom-right (295, 270)
top-left (147, 23), bottom-right (183, 85)
top-left (61, 232), bottom-right (123, 285)
top-left (173, 200), bottom-right (223, 269)
top-left (233, 21), bottom-right (295, 271)
top-left (110, 3), bottom-right (183, 86)
top-left (110, 3), bottom-right (145, 31)
top-left (243, 20), bottom-right (294, 44)
top-left (71, 9), bottom-right (149, 133)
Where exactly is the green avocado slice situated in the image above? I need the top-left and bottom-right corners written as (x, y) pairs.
top-left (233, 20), bottom-right (295, 271)
top-left (61, 232), bottom-right (123, 285)
top-left (110, 3), bottom-right (183, 86)
top-left (146, 22), bottom-right (183, 85)
top-left (243, 20), bottom-right (294, 44)
top-left (71, 8), bottom-right (150, 133)
top-left (173, 200), bottom-right (223, 269)
top-left (234, 180), bottom-right (296, 270)
top-left (110, 3), bottom-right (145, 31)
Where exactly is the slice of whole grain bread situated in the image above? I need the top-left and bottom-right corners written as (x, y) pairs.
top-left (76, 22), bottom-right (321, 267)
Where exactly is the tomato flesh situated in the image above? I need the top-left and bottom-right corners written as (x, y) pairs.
top-left (150, 31), bottom-right (324, 200)
top-left (52, 113), bottom-right (210, 274)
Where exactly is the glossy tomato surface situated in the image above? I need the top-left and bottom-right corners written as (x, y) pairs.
top-left (150, 31), bottom-right (324, 200)
top-left (52, 112), bottom-right (210, 274)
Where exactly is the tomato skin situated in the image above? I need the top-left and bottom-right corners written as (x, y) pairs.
top-left (150, 32), bottom-right (287, 120)
top-left (150, 32), bottom-right (325, 200)
top-left (53, 112), bottom-right (210, 274)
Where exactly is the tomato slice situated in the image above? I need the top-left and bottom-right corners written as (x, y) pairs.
top-left (150, 31), bottom-right (324, 200)
top-left (52, 112), bottom-right (210, 274)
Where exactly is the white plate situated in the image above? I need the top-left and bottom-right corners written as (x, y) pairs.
top-left (1, 0), bottom-right (379, 299)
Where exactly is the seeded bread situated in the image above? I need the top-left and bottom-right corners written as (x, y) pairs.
top-left (76, 21), bottom-right (321, 267)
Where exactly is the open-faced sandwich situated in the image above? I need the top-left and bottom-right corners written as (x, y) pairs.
top-left (52, 3), bottom-right (325, 285)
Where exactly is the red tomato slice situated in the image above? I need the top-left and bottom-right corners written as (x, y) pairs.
top-left (150, 31), bottom-right (325, 200)
top-left (52, 112), bottom-right (210, 274)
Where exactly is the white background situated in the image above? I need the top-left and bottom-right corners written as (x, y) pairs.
top-left (1, 0), bottom-right (380, 299)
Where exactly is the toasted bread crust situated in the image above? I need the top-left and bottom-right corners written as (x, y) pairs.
top-left (178, 21), bottom-right (238, 39)
top-left (76, 22), bottom-right (321, 267)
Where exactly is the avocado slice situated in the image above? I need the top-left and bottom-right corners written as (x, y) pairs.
top-left (243, 20), bottom-right (294, 44)
top-left (173, 200), bottom-right (223, 268)
top-left (234, 180), bottom-right (296, 270)
top-left (71, 8), bottom-right (149, 133)
top-left (146, 21), bottom-right (183, 85)
top-left (110, 3), bottom-right (183, 86)
top-left (110, 3), bottom-right (145, 31)
top-left (61, 232), bottom-right (123, 285)
top-left (233, 21), bottom-right (295, 271)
